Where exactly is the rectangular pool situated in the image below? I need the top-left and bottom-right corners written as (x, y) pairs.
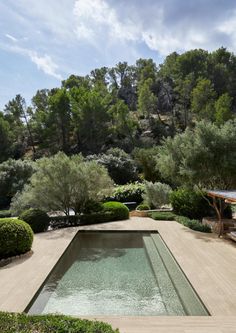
top-left (27, 231), bottom-right (208, 316)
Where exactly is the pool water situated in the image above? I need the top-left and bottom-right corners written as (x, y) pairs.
top-left (27, 232), bottom-right (208, 316)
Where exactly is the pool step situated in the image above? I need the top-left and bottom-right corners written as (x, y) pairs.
top-left (143, 236), bottom-right (185, 315)
top-left (150, 233), bottom-right (209, 316)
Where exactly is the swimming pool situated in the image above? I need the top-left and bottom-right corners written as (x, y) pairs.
top-left (27, 231), bottom-right (208, 316)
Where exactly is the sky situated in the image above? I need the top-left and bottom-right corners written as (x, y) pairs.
top-left (1, 0), bottom-right (236, 109)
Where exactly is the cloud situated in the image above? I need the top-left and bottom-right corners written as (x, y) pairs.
top-left (73, 0), bottom-right (140, 43)
top-left (5, 33), bottom-right (18, 42)
top-left (0, 43), bottom-right (62, 80)
top-left (73, 0), bottom-right (236, 56)
top-left (29, 52), bottom-right (62, 80)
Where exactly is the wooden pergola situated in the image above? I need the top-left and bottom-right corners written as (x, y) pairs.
top-left (207, 190), bottom-right (236, 237)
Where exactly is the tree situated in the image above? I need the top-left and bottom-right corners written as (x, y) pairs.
top-left (71, 87), bottom-right (110, 154)
top-left (0, 116), bottom-right (13, 163)
top-left (191, 79), bottom-right (217, 120)
top-left (0, 158), bottom-right (35, 208)
top-left (11, 152), bottom-right (113, 215)
top-left (4, 95), bottom-right (35, 157)
top-left (87, 148), bottom-right (138, 185)
top-left (215, 93), bottom-right (233, 125)
top-left (133, 147), bottom-right (161, 182)
top-left (157, 120), bottom-right (236, 234)
top-left (108, 99), bottom-right (137, 150)
top-left (138, 78), bottom-right (158, 118)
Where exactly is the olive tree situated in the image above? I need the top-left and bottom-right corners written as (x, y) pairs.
top-left (11, 152), bottom-right (113, 215)
top-left (157, 120), bottom-right (236, 235)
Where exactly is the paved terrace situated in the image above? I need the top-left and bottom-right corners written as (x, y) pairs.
top-left (0, 217), bottom-right (236, 332)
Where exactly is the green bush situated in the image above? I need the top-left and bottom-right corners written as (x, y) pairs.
top-left (107, 182), bottom-right (145, 204)
top-left (103, 201), bottom-right (129, 220)
top-left (0, 210), bottom-right (11, 218)
top-left (170, 188), bottom-right (212, 219)
top-left (150, 211), bottom-right (176, 220)
top-left (0, 312), bottom-right (119, 333)
top-left (136, 203), bottom-right (150, 211)
top-left (175, 216), bottom-right (211, 233)
top-left (82, 200), bottom-right (103, 214)
top-left (0, 218), bottom-right (33, 259)
top-left (143, 181), bottom-right (172, 208)
top-left (19, 209), bottom-right (50, 233)
top-left (87, 148), bottom-right (138, 185)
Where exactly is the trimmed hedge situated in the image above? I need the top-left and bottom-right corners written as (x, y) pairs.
top-left (150, 211), bottom-right (211, 233)
top-left (0, 218), bottom-right (33, 259)
top-left (175, 216), bottom-right (212, 233)
top-left (150, 211), bottom-right (176, 220)
top-left (136, 203), bottom-right (151, 211)
top-left (103, 201), bottom-right (129, 220)
top-left (19, 209), bottom-right (50, 233)
top-left (0, 312), bottom-right (119, 333)
top-left (49, 202), bottom-right (129, 229)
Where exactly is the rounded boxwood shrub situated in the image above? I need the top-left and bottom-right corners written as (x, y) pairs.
top-left (102, 201), bottom-right (129, 221)
top-left (19, 209), bottom-right (50, 233)
top-left (0, 218), bottom-right (33, 259)
top-left (0, 312), bottom-right (119, 333)
top-left (170, 189), bottom-right (213, 219)
top-left (136, 203), bottom-right (150, 211)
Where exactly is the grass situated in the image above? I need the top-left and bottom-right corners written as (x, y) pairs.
top-left (150, 211), bottom-right (211, 233)
top-left (0, 312), bottom-right (119, 333)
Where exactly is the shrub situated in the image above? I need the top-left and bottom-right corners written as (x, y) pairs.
top-left (0, 312), bottom-right (119, 333)
top-left (87, 148), bottom-right (138, 185)
top-left (11, 153), bottom-right (113, 216)
top-left (19, 209), bottom-right (50, 233)
top-left (150, 212), bottom-right (176, 220)
top-left (0, 158), bottom-right (35, 209)
top-left (0, 210), bottom-right (11, 218)
top-left (0, 218), bottom-right (33, 259)
top-left (175, 215), bottom-right (211, 233)
top-left (143, 182), bottom-right (172, 208)
top-left (136, 203), bottom-right (150, 211)
top-left (82, 200), bottom-right (103, 214)
top-left (170, 188), bottom-right (212, 219)
top-left (133, 147), bottom-right (161, 182)
top-left (103, 201), bottom-right (129, 220)
top-left (107, 182), bottom-right (145, 204)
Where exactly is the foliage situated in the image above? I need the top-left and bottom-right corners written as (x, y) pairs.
top-left (81, 200), bottom-right (103, 214)
top-left (11, 152), bottom-right (113, 216)
top-left (157, 120), bottom-right (236, 190)
top-left (19, 209), bottom-right (50, 233)
top-left (143, 181), bottom-right (172, 209)
top-left (88, 148), bottom-right (138, 185)
top-left (170, 188), bottom-right (212, 219)
top-left (150, 211), bottom-right (176, 220)
top-left (0, 218), bottom-right (33, 259)
top-left (0, 116), bottom-right (13, 163)
top-left (0, 210), bottom-right (12, 218)
top-left (0, 312), bottom-right (119, 333)
top-left (102, 201), bottom-right (129, 220)
top-left (136, 203), bottom-right (150, 210)
top-left (191, 78), bottom-right (216, 120)
top-left (215, 93), bottom-right (233, 125)
top-left (133, 147), bottom-right (161, 182)
top-left (0, 158), bottom-right (35, 209)
top-left (107, 182), bottom-right (145, 204)
top-left (175, 216), bottom-right (212, 233)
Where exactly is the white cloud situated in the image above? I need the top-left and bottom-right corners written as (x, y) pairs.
top-left (73, 0), bottom-right (140, 43)
top-left (29, 52), bottom-right (62, 80)
top-left (5, 33), bottom-right (18, 42)
top-left (0, 42), bottom-right (62, 80)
